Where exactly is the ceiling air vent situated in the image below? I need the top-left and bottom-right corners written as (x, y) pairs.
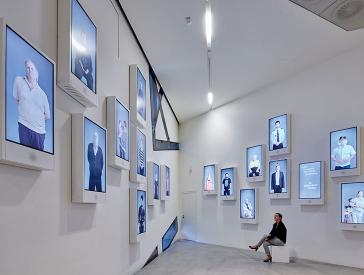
top-left (290, 0), bottom-right (364, 30)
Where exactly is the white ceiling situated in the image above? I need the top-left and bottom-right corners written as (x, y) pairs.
top-left (121, 0), bottom-right (364, 122)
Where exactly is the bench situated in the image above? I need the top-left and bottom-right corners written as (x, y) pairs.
top-left (271, 245), bottom-right (290, 263)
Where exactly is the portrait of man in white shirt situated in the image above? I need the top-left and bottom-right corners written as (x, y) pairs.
top-left (270, 120), bottom-right (285, 150)
top-left (331, 136), bottom-right (356, 170)
top-left (13, 59), bottom-right (50, 151)
top-left (249, 154), bottom-right (261, 177)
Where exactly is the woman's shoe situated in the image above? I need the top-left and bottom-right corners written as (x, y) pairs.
top-left (248, 245), bottom-right (258, 251)
top-left (263, 256), bottom-right (272, 263)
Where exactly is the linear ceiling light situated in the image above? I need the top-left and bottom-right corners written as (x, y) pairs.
top-left (205, 1), bottom-right (212, 49)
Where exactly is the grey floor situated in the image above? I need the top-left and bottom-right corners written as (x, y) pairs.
top-left (136, 240), bottom-right (364, 275)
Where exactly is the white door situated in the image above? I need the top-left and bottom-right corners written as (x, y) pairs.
top-left (181, 191), bottom-right (197, 241)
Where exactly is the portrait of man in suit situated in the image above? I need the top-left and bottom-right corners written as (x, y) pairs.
top-left (138, 192), bottom-right (146, 234)
top-left (87, 132), bottom-right (104, 192)
top-left (271, 163), bottom-right (285, 194)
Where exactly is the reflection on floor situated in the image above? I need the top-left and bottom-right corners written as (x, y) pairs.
top-left (136, 240), bottom-right (364, 275)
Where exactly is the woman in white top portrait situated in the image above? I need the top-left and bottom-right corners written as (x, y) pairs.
top-left (242, 197), bottom-right (254, 218)
top-left (352, 190), bottom-right (364, 223)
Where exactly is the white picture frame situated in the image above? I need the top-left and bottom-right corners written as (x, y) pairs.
top-left (329, 126), bottom-right (361, 178)
top-left (129, 64), bottom-right (147, 129)
top-left (268, 114), bottom-right (291, 157)
top-left (298, 161), bottom-right (325, 205)
top-left (106, 96), bottom-right (130, 171)
top-left (0, 18), bottom-right (56, 170)
top-left (268, 159), bottom-right (290, 200)
top-left (240, 188), bottom-right (258, 224)
top-left (130, 188), bottom-right (147, 243)
top-left (246, 144), bottom-right (266, 183)
top-left (130, 124), bottom-right (147, 185)
top-left (57, 0), bottom-right (98, 107)
top-left (71, 114), bottom-right (107, 203)
top-left (220, 166), bottom-right (237, 201)
top-left (203, 163), bottom-right (218, 195)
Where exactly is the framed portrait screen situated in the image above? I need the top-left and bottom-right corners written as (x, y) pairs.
top-left (203, 164), bottom-right (218, 195)
top-left (340, 182), bottom-right (364, 231)
top-left (220, 167), bottom-right (236, 200)
top-left (268, 114), bottom-right (290, 156)
top-left (58, 0), bottom-right (98, 107)
top-left (269, 159), bottom-right (290, 199)
top-left (246, 145), bottom-right (265, 182)
top-left (330, 126), bottom-right (360, 178)
top-left (106, 96), bottom-right (130, 170)
top-left (147, 161), bottom-right (160, 205)
top-left (240, 188), bottom-right (258, 224)
top-left (0, 19), bottom-right (55, 170)
top-left (299, 161), bottom-right (324, 205)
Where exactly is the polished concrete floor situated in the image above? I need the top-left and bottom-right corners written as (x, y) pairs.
top-left (136, 240), bottom-right (364, 275)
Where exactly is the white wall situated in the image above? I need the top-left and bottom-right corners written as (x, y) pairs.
top-left (0, 1), bottom-right (179, 275)
top-left (179, 45), bottom-right (364, 269)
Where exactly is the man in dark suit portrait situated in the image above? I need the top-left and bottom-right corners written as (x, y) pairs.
top-left (153, 171), bottom-right (159, 200)
top-left (87, 132), bottom-right (104, 192)
top-left (74, 30), bottom-right (94, 91)
top-left (271, 164), bottom-right (284, 193)
top-left (222, 173), bottom-right (231, 196)
top-left (138, 194), bottom-right (146, 234)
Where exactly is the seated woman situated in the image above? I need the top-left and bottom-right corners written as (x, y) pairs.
top-left (248, 213), bottom-right (287, 262)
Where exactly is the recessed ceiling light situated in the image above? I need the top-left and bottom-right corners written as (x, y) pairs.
top-left (336, 1), bottom-right (363, 20)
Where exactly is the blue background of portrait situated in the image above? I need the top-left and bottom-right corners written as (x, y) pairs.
top-left (137, 129), bottom-right (146, 176)
top-left (330, 127), bottom-right (357, 171)
top-left (246, 145), bottom-right (263, 177)
top-left (269, 159), bottom-right (288, 194)
top-left (83, 117), bottom-right (106, 192)
top-left (137, 190), bottom-right (147, 234)
top-left (220, 168), bottom-right (234, 196)
top-left (153, 163), bottom-right (160, 199)
top-left (115, 100), bottom-right (129, 161)
top-left (299, 161), bottom-right (321, 199)
top-left (71, 0), bottom-right (96, 93)
top-left (341, 182), bottom-right (364, 224)
top-left (203, 165), bottom-right (216, 191)
top-left (240, 189), bottom-right (256, 219)
top-left (269, 114), bottom-right (288, 151)
top-left (137, 68), bottom-right (146, 120)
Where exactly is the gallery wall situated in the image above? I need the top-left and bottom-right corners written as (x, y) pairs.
top-left (0, 1), bottom-right (179, 275)
top-left (179, 44), bottom-right (364, 269)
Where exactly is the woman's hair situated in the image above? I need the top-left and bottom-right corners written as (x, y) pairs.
top-left (275, 213), bottom-right (282, 219)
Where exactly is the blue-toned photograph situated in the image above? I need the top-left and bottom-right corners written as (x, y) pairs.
top-left (83, 117), bottom-right (106, 193)
top-left (221, 168), bottom-right (234, 196)
top-left (71, 0), bottom-right (96, 93)
top-left (153, 163), bottom-right (160, 200)
top-left (137, 129), bottom-right (146, 177)
top-left (115, 100), bottom-right (129, 161)
top-left (203, 165), bottom-right (216, 192)
top-left (166, 166), bottom-right (171, 196)
top-left (240, 189), bottom-right (256, 219)
top-left (247, 145), bottom-right (263, 178)
top-left (269, 159), bottom-right (288, 194)
top-left (137, 190), bottom-right (146, 234)
top-left (269, 114), bottom-right (288, 151)
top-left (341, 183), bottom-right (364, 224)
top-left (137, 68), bottom-right (146, 120)
top-left (330, 127), bottom-right (357, 171)
top-left (299, 161), bottom-right (321, 199)
top-left (5, 26), bottom-right (54, 154)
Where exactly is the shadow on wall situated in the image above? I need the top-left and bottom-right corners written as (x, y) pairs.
top-left (58, 114), bottom-right (96, 235)
top-left (0, 163), bottom-right (41, 206)
top-left (129, 242), bottom-right (141, 265)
